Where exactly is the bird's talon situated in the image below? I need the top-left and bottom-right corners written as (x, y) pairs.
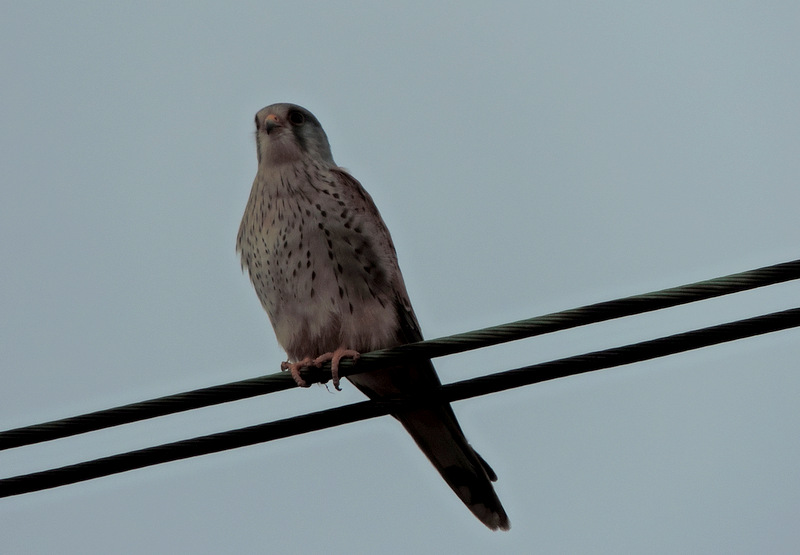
top-left (283, 357), bottom-right (313, 388)
top-left (313, 348), bottom-right (360, 391)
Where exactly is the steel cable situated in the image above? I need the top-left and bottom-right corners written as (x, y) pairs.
top-left (1, 258), bottom-right (799, 451)
top-left (1, 306), bottom-right (799, 498)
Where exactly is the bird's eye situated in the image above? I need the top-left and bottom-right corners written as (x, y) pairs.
top-left (288, 111), bottom-right (305, 125)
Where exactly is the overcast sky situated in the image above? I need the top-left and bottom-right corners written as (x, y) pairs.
top-left (2, 2), bottom-right (800, 554)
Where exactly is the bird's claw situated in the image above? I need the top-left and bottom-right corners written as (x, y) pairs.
top-left (280, 357), bottom-right (315, 387)
top-left (313, 348), bottom-right (361, 391)
top-left (281, 349), bottom-right (359, 389)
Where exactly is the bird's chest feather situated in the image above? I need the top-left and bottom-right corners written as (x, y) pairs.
top-left (238, 168), bottom-right (400, 358)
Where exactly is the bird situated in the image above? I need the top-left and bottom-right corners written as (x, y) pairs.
top-left (236, 103), bottom-right (510, 531)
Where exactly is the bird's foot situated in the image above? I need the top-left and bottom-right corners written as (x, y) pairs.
top-left (313, 348), bottom-right (361, 391)
top-left (280, 357), bottom-right (315, 388)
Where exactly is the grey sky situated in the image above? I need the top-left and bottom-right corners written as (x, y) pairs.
top-left (2, 2), bottom-right (799, 553)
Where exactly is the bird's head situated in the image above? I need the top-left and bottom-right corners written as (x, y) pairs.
top-left (254, 103), bottom-right (334, 167)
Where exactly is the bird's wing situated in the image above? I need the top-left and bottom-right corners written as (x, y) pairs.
top-left (331, 169), bottom-right (509, 530)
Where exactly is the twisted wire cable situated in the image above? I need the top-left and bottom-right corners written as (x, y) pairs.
top-left (2, 258), bottom-right (799, 451)
top-left (1, 306), bottom-right (798, 498)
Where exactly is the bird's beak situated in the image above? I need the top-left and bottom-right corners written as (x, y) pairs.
top-left (265, 114), bottom-right (281, 135)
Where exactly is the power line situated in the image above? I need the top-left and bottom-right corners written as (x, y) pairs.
top-left (2, 258), bottom-right (799, 451)
top-left (1, 307), bottom-right (798, 498)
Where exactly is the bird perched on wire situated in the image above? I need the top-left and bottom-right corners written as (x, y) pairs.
top-left (236, 103), bottom-right (510, 530)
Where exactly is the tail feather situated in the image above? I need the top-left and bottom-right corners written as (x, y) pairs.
top-left (349, 362), bottom-right (510, 531)
top-left (396, 405), bottom-right (510, 531)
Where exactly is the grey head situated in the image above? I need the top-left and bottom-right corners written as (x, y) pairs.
top-left (254, 103), bottom-right (335, 167)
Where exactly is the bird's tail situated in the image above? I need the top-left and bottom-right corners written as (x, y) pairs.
top-left (349, 363), bottom-right (510, 531)
top-left (395, 404), bottom-right (511, 530)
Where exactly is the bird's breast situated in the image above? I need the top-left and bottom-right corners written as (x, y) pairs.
top-left (238, 178), bottom-right (400, 359)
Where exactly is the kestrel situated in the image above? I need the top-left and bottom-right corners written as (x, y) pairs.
top-left (236, 103), bottom-right (509, 530)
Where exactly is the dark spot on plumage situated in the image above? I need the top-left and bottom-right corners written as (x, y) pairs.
top-left (349, 302), bottom-right (354, 314)
top-left (311, 271), bottom-right (316, 280)
top-left (337, 263), bottom-right (343, 274)
top-left (363, 265), bottom-right (372, 275)
top-left (306, 260), bottom-right (311, 268)
top-left (340, 210), bottom-right (349, 219)
top-left (327, 239), bottom-right (333, 249)
top-left (338, 286), bottom-right (344, 298)
top-left (320, 210), bottom-right (327, 217)
top-left (344, 221), bottom-right (351, 229)
top-left (327, 250), bottom-right (334, 260)
top-left (332, 193), bottom-right (340, 199)
top-left (292, 269), bottom-right (297, 277)
top-left (318, 223), bottom-right (324, 230)
top-left (324, 229), bottom-right (330, 237)
top-left (306, 250), bottom-right (311, 258)
top-left (354, 226), bottom-right (362, 233)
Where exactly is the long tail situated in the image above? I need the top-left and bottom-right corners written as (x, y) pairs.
top-left (395, 403), bottom-right (511, 530)
top-left (349, 362), bottom-right (510, 531)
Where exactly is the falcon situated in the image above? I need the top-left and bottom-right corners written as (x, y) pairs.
top-left (237, 103), bottom-right (510, 530)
